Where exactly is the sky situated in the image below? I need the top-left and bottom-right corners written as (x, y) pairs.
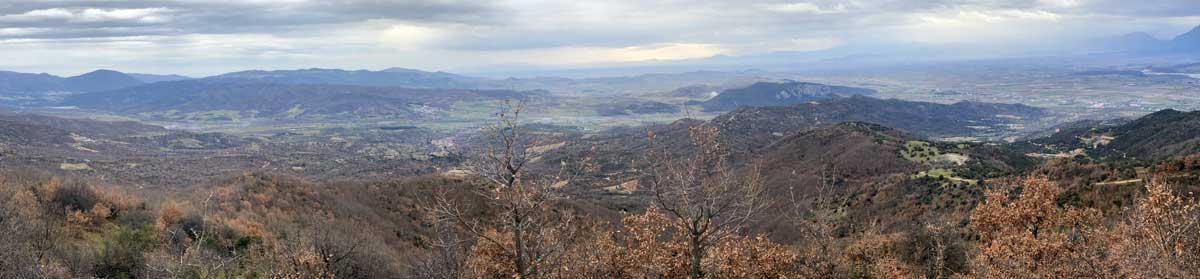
top-left (0, 0), bottom-right (1198, 77)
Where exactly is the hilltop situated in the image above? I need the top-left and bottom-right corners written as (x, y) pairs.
top-left (1031, 108), bottom-right (1200, 160)
top-left (0, 69), bottom-right (144, 95)
top-left (709, 95), bottom-right (1044, 144)
top-left (699, 81), bottom-right (876, 111)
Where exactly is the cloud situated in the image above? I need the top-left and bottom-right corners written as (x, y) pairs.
top-left (76, 8), bottom-right (172, 23)
top-left (0, 8), bottom-right (75, 22)
top-left (895, 8), bottom-right (1070, 44)
top-left (1061, 0), bottom-right (1200, 17)
top-left (499, 43), bottom-right (730, 65)
top-left (0, 0), bottom-right (1197, 76)
top-left (0, 0), bottom-right (499, 36)
top-left (0, 7), bottom-right (173, 24)
top-left (761, 2), bottom-right (845, 14)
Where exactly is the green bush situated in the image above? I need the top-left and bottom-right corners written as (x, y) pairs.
top-left (93, 225), bottom-right (156, 279)
top-left (52, 180), bottom-right (98, 212)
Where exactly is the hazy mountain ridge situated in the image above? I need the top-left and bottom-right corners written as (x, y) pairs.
top-left (212, 68), bottom-right (482, 89)
top-left (61, 79), bottom-right (532, 121)
top-left (1170, 25), bottom-right (1200, 50)
top-left (0, 69), bottom-right (144, 95)
top-left (127, 73), bottom-right (192, 83)
top-left (1095, 24), bottom-right (1200, 54)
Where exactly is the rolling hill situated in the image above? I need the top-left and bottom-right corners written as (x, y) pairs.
top-left (0, 110), bottom-right (457, 187)
top-left (1031, 109), bottom-right (1200, 160)
top-left (535, 95), bottom-right (1044, 189)
top-left (61, 79), bottom-right (531, 121)
top-left (596, 101), bottom-right (680, 116)
top-left (699, 81), bottom-right (877, 111)
top-left (752, 122), bottom-right (919, 189)
top-left (0, 69), bottom-right (144, 95)
top-left (708, 95), bottom-right (1044, 147)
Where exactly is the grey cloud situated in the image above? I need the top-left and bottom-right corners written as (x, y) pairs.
top-left (0, 0), bottom-right (1198, 76)
top-left (1069, 0), bottom-right (1200, 17)
top-left (2, 0), bottom-right (1196, 44)
top-left (0, 0), bottom-right (500, 38)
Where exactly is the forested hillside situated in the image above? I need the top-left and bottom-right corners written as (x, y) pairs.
top-left (1, 103), bottom-right (1198, 278)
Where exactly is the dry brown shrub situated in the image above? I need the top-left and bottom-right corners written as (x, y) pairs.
top-left (156, 200), bottom-right (186, 230)
top-left (38, 176), bottom-right (62, 199)
top-left (1108, 179), bottom-right (1200, 278)
top-left (92, 186), bottom-right (136, 211)
top-left (11, 188), bottom-right (41, 219)
top-left (89, 203), bottom-right (112, 221)
top-left (967, 177), bottom-right (1116, 278)
top-left (706, 235), bottom-right (803, 278)
top-left (615, 207), bottom-right (689, 278)
top-left (65, 209), bottom-right (91, 227)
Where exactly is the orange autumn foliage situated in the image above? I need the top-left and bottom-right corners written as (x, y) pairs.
top-left (968, 177), bottom-right (1115, 278)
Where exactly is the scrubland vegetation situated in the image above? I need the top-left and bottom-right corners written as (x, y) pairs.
top-left (1, 103), bottom-right (1199, 279)
top-left (4, 2), bottom-right (1200, 278)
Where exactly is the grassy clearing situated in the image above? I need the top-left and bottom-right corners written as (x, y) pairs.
top-left (901, 140), bottom-right (940, 163)
top-left (903, 140), bottom-right (977, 186)
top-left (914, 168), bottom-right (978, 186)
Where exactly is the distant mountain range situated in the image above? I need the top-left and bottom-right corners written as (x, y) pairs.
top-left (211, 68), bottom-right (481, 89)
top-left (0, 25), bottom-right (1196, 97)
top-left (0, 67), bottom-right (492, 97)
top-left (0, 66), bottom-right (777, 120)
top-left (1172, 25), bottom-right (1200, 50)
top-left (1098, 25), bottom-right (1200, 53)
top-left (0, 69), bottom-right (144, 94)
top-left (0, 67), bottom-right (773, 99)
top-left (699, 81), bottom-right (876, 111)
top-left (127, 73), bottom-right (192, 83)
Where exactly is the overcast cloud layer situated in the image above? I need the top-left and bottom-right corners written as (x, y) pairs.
top-left (1, 0), bottom-right (1198, 76)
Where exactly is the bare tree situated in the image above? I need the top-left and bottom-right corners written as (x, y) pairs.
top-left (431, 99), bottom-right (579, 278)
top-left (147, 193), bottom-right (240, 278)
top-left (405, 221), bottom-right (471, 279)
top-left (0, 174), bottom-right (67, 279)
top-left (788, 164), bottom-right (845, 277)
top-left (647, 125), bottom-right (767, 278)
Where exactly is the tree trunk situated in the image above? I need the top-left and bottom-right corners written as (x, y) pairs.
top-left (690, 235), bottom-right (704, 278)
top-left (514, 213), bottom-right (529, 278)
